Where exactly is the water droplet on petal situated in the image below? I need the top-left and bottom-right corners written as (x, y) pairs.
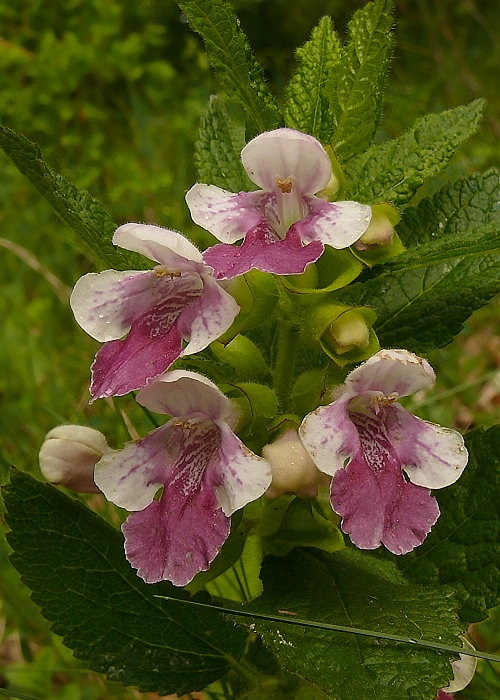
top-left (98, 313), bottom-right (104, 319)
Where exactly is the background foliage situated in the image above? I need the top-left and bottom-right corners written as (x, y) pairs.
top-left (0, 0), bottom-right (499, 697)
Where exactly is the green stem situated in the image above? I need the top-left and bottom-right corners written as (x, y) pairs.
top-left (272, 320), bottom-right (299, 410)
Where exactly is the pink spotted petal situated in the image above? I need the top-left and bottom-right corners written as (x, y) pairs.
top-left (180, 276), bottom-right (240, 356)
top-left (202, 225), bottom-right (324, 279)
top-left (186, 185), bottom-right (264, 243)
top-left (114, 223), bottom-right (203, 267)
top-left (292, 199), bottom-right (372, 248)
top-left (241, 128), bottom-right (331, 194)
top-left (388, 404), bottom-right (468, 489)
top-left (331, 450), bottom-right (440, 554)
top-left (213, 423), bottom-right (272, 515)
top-left (436, 692), bottom-right (452, 700)
top-left (94, 425), bottom-right (170, 512)
top-left (137, 370), bottom-right (231, 423)
top-left (346, 349), bottom-right (436, 398)
top-left (122, 482), bottom-right (230, 586)
top-left (299, 394), bottom-right (360, 477)
top-left (70, 269), bottom-right (166, 342)
top-left (90, 321), bottom-right (183, 399)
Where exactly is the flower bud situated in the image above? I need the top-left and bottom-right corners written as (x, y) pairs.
top-left (442, 637), bottom-right (477, 694)
top-left (354, 207), bottom-right (394, 250)
top-left (263, 431), bottom-right (320, 499)
top-left (326, 309), bottom-right (371, 355)
top-left (39, 425), bottom-right (109, 493)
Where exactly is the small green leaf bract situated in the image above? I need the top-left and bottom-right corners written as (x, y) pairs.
top-left (399, 426), bottom-right (500, 623)
top-left (344, 99), bottom-right (485, 205)
top-left (244, 548), bottom-right (461, 700)
top-left (0, 126), bottom-right (142, 271)
top-left (3, 470), bottom-right (247, 695)
top-left (178, 0), bottom-right (281, 139)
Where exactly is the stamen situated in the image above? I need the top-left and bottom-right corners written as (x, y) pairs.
top-left (154, 267), bottom-right (181, 278)
top-left (276, 176), bottom-right (293, 194)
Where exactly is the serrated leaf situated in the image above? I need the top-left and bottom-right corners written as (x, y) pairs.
top-left (398, 168), bottom-right (500, 247)
top-left (332, 222), bottom-right (500, 353)
top-left (0, 126), bottom-right (142, 271)
top-left (344, 99), bottom-right (485, 204)
top-left (398, 426), bottom-right (500, 624)
top-left (3, 470), bottom-right (247, 695)
top-left (244, 548), bottom-right (461, 700)
top-left (284, 17), bottom-right (342, 143)
top-left (330, 0), bottom-right (394, 161)
top-left (178, 0), bottom-right (281, 138)
top-left (195, 95), bottom-right (252, 191)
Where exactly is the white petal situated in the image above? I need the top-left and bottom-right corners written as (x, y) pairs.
top-left (299, 393), bottom-right (360, 476)
top-left (70, 269), bottom-right (160, 341)
top-left (214, 423), bottom-right (272, 515)
top-left (181, 276), bottom-right (240, 356)
top-left (114, 223), bottom-right (202, 266)
top-left (346, 349), bottom-right (436, 398)
top-left (94, 427), bottom-right (169, 511)
top-left (185, 184), bottom-right (264, 242)
top-left (136, 369), bottom-right (231, 422)
top-left (390, 405), bottom-right (468, 489)
top-left (242, 128), bottom-right (332, 194)
top-left (294, 199), bottom-right (372, 248)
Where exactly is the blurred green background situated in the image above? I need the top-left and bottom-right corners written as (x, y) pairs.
top-left (0, 1), bottom-right (499, 697)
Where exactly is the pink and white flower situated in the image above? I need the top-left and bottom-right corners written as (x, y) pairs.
top-left (70, 223), bottom-right (239, 400)
top-left (186, 128), bottom-right (372, 279)
top-left (299, 349), bottom-right (468, 555)
top-left (94, 370), bottom-right (272, 586)
top-left (437, 637), bottom-right (477, 699)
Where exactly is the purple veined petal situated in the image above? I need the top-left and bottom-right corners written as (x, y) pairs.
top-left (179, 276), bottom-right (240, 356)
top-left (114, 223), bottom-right (203, 267)
top-left (241, 128), bottom-right (332, 195)
top-left (89, 276), bottom-right (203, 398)
top-left (90, 320), bottom-right (183, 399)
top-left (202, 224), bottom-right (324, 279)
top-left (436, 692), bottom-right (453, 700)
top-left (346, 349), bottom-right (436, 398)
top-left (137, 369), bottom-right (232, 422)
top-left (71, 269), bottom-right (186, 342)
top-left (94, 425), bottom-right (170, 511)
top-left (122, 486), bottom-right (230, 586)
top-left (299, 393), bottom-right (360, 477)
top-left (388, 404), bottom-right (468, 489)
top-left (213, 423), bottom-right (272, 515)
top-left (121, 418), bottom-right (234, 585)
top-left (331, 448), bottom-right (440, 554)
top-left (293, 199), bottom-right (372, 248)
top-left (185, 184), bottom-right (264, 243)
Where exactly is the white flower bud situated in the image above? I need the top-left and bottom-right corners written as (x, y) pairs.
top-left (263, 430), bottom-right (320, 499)
top-left (39, 425), bottom-right (109, 493)
top-left (442, 637), bottom-right (477, 693)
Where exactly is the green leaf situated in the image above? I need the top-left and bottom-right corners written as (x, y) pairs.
top-left (245, 548), bottom-right (462, 700)
top-left (398, 426), bottom-right (500, 624)
top-left (0, 127), bottom-right (142, 271)
top-left (178, 0), bottom-right (281, 138)
top-left (332, 222), bottom-right (500, 353)
top-left (330, 0), bottom-right (394, 162)
top-left (398, 168), bottom-right (500, 247)
top-left (284, 17), bottom-right (342, 143)
top-left (195, 95), bottom-right (252, 191)
top-left (344, 99), bottom-right (485, 204)
top-left (3, 470), bottom-right (247, 695)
